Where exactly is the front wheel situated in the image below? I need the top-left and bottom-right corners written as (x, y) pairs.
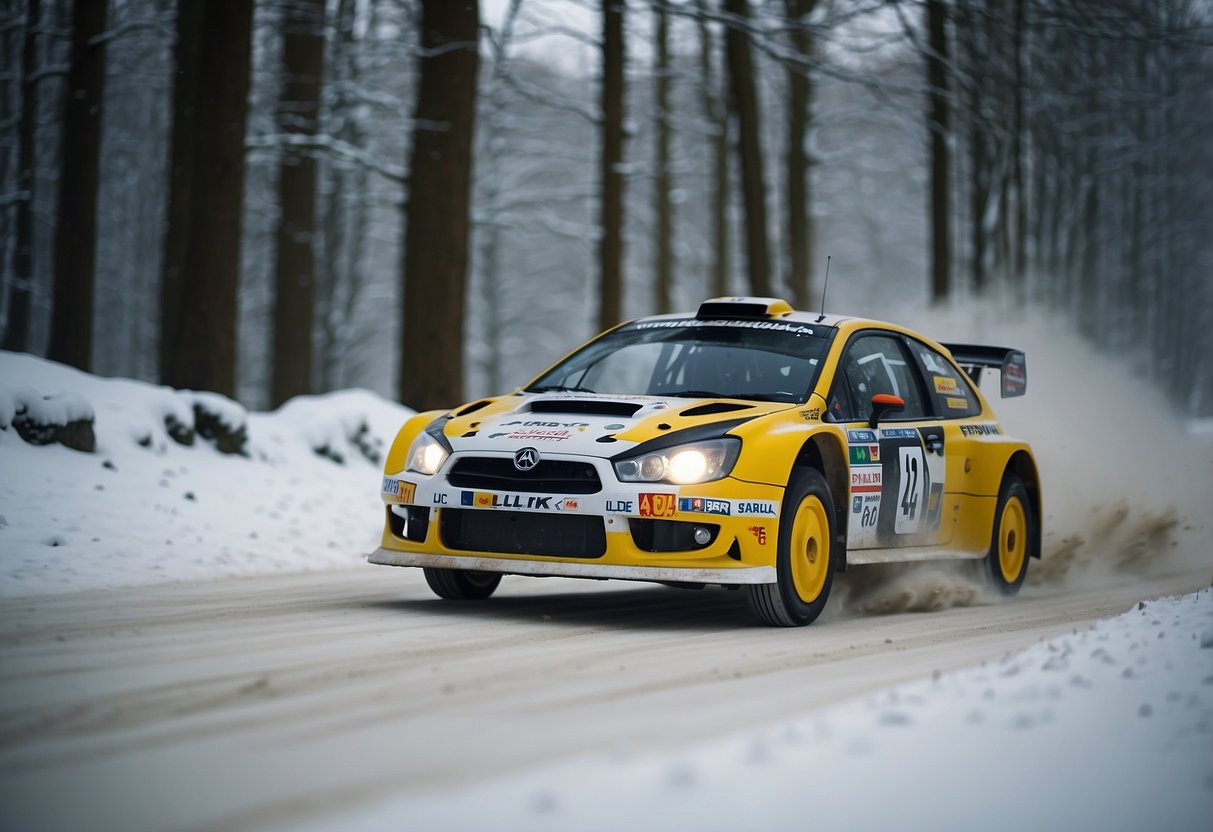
top-left (984, 475), bottom-right (1033, 595)
top-left (423, 568), bottom-right (502, 600)
top-left (747, 468), bottom-right (835, 627)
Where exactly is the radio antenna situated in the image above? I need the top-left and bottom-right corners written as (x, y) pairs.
top-left (816, 255), bottom-right (832, 322)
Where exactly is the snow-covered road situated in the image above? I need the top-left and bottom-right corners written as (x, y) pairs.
top-left (2, 562), bottom-right (1208, 831)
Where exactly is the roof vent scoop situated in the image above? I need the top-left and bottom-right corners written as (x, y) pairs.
top-left (696, 297), bottom-right (794, 320)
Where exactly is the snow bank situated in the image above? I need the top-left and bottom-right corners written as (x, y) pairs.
top-left (305, 590), bottom-right (1213, 832)
top-left (0, 351), bottom-right (413, 597)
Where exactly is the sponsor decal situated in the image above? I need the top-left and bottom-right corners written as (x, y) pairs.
top-left (852, 496), bottom-right (863, 513)
top-left (850, 465), bottom-right (883, 494)
top-left (631, 319), bottom-right (816, 334)
top-left (382, 477), bottom-right (417, 504)
top-left (678, 497), bottom-right (731, 516)
top-left (945, 396), bottom-right (969, 410)
top-left (747, 525), bottom-right (768, 545)
top-left (460, 490), bottom-right (569, 511)
top-left (847, 429), bottom-right (877, 443)
top-left (501, 420), bottom-right (590, 430)
top-left (432, 493), bottom-right (448, 505)
top-left (933, 375), bottom-right (960, 395)
top-left (856, 494), bottom-right (880, 529)
top-left (555, 498), bottom-right (579, 511)
top-left (800, 407), bottom-right (821, 422)
top-left (848, 444), bottom-right (881, 465)
top-left (639, 493), bottom-right (678, 518)
top-left (736, 500), bottom-right (778, 517)
top-left (959, 422), bottom-right (1002, 437)
top-left (605, 499), bottom-right (634, 514)
top-left (494, 429), bottom-right (571, 441)
top-left (880, 428), bottom-right (919, 440)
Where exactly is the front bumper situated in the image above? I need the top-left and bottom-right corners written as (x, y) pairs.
top-left (374, 457), bottom-right (784, 586)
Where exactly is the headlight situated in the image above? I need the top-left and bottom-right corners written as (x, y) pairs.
top-left (406, 431), bottom-right (449, 475)
top-left (613, 438), bottom-right (740, 485)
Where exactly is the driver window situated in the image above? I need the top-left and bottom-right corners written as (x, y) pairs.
top-left (828, 334), bottom-right (928, 423)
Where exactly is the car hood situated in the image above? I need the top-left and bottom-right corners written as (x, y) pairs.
top-left (440, 392), bottom-right (788, 458)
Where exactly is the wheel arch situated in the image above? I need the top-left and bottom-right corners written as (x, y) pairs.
top-left (1004, 449), bottom-right (1042, 559)
top-left (793, 432), bottom-right (850, 571)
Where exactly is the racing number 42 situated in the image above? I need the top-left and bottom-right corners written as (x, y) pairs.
top-left (895, 445), bottom-right (926, 535)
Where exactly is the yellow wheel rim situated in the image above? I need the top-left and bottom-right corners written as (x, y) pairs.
top-left (998, 497), bottom-right (1027, 584)
top-left (790, 494), bottom-right (830, 603)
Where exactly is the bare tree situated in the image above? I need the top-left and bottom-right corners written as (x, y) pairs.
top-left (47, 0), bottom-right (107, 370)
top-left (3, 0), bottom-right (40, 352)
top-left (399, 0), bottom-right (480, 410)
top-left (925, 0), bottom-right (951, 303)
top-left (652, 3), bottom-right (673, 315)
top-left (271, 0), bottom-right (326, 407)
top-left (598, 0), bottom-right (626, 330)
top-left (784, 0), bottom-right (817, 309)
top-left (160, 1), bottom-right (254, 396)
top-left (724, 0), bottom-right (771, 296)
top-left (695, 0), bottom-right (731, 298)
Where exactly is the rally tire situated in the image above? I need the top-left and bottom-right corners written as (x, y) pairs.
top-left (423, 568), bottom-right (502, 600)
top-left (747, 468), bottom-right (835, 627)
top-left (984, 474), bottom-right (1033, 595)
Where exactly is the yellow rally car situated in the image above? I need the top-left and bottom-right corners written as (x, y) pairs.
top-left (371, 297), bottom-right (1039, 626)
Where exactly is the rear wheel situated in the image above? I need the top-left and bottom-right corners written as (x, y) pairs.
top-left (747, 468), bottom-right (835, 627)
top-left (984, 475), bottom-right (1033, 595)
top-left (423, 568), bottom-right (502, 600)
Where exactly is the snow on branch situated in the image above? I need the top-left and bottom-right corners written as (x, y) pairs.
top-left (246, 133), bottom-right (405, 184)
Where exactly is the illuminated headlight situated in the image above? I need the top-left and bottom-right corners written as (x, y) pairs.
top-left (613, 438), bottom-right (740, 485)
top-left (406, 432), bottom-right (449, 475)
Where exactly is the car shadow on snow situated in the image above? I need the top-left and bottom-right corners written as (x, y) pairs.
top-left (362, 582), bottom-right (763, 632)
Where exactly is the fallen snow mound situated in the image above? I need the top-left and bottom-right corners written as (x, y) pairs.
top-left (0, 351), bottom-right (413, 597)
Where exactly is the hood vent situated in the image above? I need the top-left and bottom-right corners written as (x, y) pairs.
top-left (529, 399), bottom-right (643, 417)
top-left (453, 399), bottom-right (492, 417)
top-left (679, 401), bottom-right (754, 418)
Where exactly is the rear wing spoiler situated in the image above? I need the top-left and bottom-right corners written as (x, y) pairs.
top-left (941, 344), bottom-right (1027, 398)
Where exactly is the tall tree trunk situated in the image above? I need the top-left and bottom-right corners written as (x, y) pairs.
top-left (598, 0), bottom-right (625, 330)
top-left (652, 4), bottom-right (673, 315)
top-left (784, 0), bottom-right (816, 310)
top-left (926, 0), bottom-right (951, 303)
top-left (3, 0), bottom-right (40, 352)
top-left (399, 0), bottom-right (480, 410)
top-left (48, 0), bottom-right (107, 370)
top-left (1010, 0), bottom-right (1027, 293)
top-left (724, 0), bottom-right (770, 296)
top-left (271, 0), bottom-right (326, 407)
top-left (695, 0), bottom-right (729, 298)
top-left (160, 1), bottom-right (253, 397)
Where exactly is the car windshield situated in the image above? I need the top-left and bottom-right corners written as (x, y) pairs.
top-left (527, 318), bottom-right (836, 404)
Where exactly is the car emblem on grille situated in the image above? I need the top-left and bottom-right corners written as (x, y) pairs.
top-left (514, 447), bottom-right (539, 471)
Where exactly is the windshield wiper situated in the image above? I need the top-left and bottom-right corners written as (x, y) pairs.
top-left (527, 384), bottom-right (598, 394)
top-left (663, 389), bottom-right (793, 403)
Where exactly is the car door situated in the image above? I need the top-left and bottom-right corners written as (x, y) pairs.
top-left (828, 332), bottom-right (948, 550)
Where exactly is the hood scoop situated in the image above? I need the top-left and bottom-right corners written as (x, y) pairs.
top-left (529, 399), bottom-right (643, 417)
top-left (679, 401), bottom-right (754, 417)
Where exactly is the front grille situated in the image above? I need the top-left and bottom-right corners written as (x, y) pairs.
top-left (447, 457), bottom-right (602, 494)
top-left (441, 509), bottom-right (606, 558)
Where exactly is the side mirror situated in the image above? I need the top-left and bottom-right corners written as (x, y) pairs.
top-left (868, 393), bottom-right (905, 428)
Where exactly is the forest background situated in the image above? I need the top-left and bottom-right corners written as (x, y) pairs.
top-left (2, 0), bottom-right (1210, 417)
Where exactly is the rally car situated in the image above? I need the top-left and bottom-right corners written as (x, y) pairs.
top-left (370, 297), bottom-right (1039, 626)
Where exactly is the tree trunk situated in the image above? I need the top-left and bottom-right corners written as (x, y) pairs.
top-left (1010, 0), bottom-right (1027, 293)
top-left (695, 0), bottom-right (729, 298)
top-left (652, 4), bottom-right (673, 315)
top-left (724, 0), bottom-right (771, 296)
top-left (271, 0), bottom-right (326, 407)
top-left (3, 0), bottom-right (41, 352)
top-left (47, 0), bottom-right (107, 370)
top-left (159, 1), bottom-right (253, 397)
top-left (598, 0), bottom-right (625, 330)
top-left (926, 0), bottom-right (951, 303)
top-left (399, 0), bottom-right (480, 410)
top-left (784, 0), bottom-right (816, 310)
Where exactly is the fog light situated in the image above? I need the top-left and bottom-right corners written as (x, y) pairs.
top-left (692, 526), bottom-right (711, 546)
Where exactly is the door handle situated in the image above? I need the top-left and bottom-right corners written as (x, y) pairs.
top-left (924, 433), bottom-right (944, 454)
